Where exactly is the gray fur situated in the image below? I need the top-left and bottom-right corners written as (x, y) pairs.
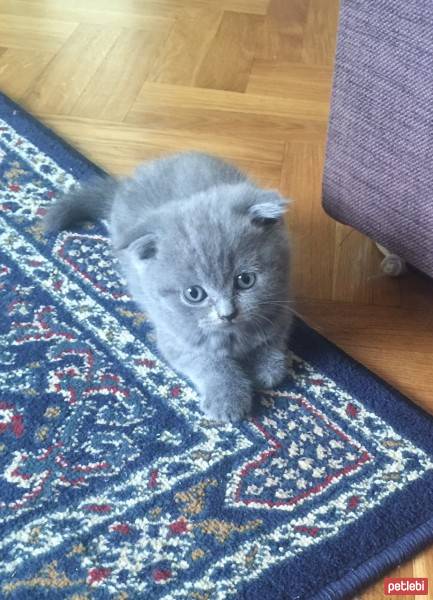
top-left (44, 152), bottom-right (293, 422)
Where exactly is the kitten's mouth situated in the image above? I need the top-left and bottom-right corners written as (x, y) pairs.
top-left (209, 319), bottom-right (238, 334)
top-left (218, 317), bottom-right (239, 327)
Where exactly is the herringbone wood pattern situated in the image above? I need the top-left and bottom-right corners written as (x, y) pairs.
top-left (1, 0), bottom-right (432, 596)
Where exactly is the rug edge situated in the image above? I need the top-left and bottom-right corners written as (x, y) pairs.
top-left (0, 92), bottom-right (107, 179)
top-left (291, 319), bottom-right (433, 454)
top-left (311, 513), bottom-right (433, 600)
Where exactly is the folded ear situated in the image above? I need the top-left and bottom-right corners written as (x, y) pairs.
top-left (113, 222), bottom-right (158, 260)
top-left (127, 233), bottom-right (157, 260)
top-left (247, 190), bottom-right (291, 225)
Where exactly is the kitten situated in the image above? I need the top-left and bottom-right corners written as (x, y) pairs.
top-left (44, 152), bottom-right (292, 422)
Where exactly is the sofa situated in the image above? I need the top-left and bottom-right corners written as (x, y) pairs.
top-left (322, 0), bottom-right (433, 279)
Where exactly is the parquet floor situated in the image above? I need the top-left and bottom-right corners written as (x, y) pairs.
top-left (1, 0), bottom-right (432, 596)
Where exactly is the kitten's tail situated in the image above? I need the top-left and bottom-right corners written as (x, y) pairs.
top-left (43, 176), bottom-right (118, 233)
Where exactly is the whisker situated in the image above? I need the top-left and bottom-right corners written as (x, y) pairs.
top-left (248, 316), bottom-right (270, 347)
top-left (254, 299), bottom-right (296, 306)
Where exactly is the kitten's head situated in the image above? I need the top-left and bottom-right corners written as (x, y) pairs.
top-left (122, 182), bottom-right (291, 343)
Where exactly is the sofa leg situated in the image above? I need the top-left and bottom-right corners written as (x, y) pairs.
top-left (376, 243), bottom-right (407, 276)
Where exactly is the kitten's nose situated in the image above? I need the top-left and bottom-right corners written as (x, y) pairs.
top-left (219, 308), bottom-right (238, 322)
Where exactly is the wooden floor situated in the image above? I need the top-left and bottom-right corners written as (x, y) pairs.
top-left (1, 0), bottom-right (432, 596)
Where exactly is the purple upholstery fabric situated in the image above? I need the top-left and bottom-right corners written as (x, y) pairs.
top-left (323, 0), bottom-right (433, 278)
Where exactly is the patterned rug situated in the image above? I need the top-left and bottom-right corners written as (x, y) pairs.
top-left (1, 94), bottom-right (433, 600)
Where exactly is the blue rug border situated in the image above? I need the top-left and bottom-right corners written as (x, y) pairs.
top-left (0, 94), bottom-right (106, 181)
top-left (312, 513), bottom-right (433, 600)
top-left (2, 92), bottom-right (433, 599)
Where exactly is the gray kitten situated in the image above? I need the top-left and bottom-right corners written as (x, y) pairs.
top-left (44, 152), bottom-right (292, 422)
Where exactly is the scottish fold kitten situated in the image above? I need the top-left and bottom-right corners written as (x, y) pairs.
top-left (45, 152), bottom-right (292, 422)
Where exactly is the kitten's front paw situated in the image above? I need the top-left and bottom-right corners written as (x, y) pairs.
top-left (200, 386), bottom-right (252, 423)
top-left (253, 349), bottom-right (289, 389)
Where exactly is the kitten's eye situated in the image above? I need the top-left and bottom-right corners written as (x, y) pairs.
top-left (235, 272), bottom-right (256, 290)
top-left (183, 285), bottom-right (207, 303)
